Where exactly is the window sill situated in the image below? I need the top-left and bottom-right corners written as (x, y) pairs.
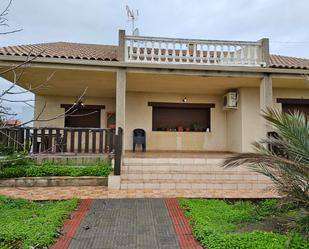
top-left (152, 130), bottom-right (211, 133)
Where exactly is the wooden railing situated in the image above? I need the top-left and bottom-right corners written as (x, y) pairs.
top-left (0, 127), bottom-right (115, 154)
top-left (114, 127), bottom-right (123, 176)
top-left (125, 35), bottom-right (267, 67)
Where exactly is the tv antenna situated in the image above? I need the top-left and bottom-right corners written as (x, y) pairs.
top-left (126, 5), bottom-right (139, 35)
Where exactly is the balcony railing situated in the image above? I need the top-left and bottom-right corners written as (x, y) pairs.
top-left (124, 35), bottom-right (267, 67)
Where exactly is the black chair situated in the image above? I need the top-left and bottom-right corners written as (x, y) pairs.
top-left (133, 129), bottom-right (146, 152)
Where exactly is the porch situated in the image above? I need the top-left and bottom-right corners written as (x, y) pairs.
top-left (2, 66), bottom-right (307, 158)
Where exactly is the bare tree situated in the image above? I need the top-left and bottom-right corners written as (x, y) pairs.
top-left (0, 0), bottom-right (22, 35)
top-left (0, 1), bottom-right (99, 160)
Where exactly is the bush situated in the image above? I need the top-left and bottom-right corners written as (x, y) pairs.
top-left (0, 145), bottom-right (15, 156)
top-left (0, 164), bottom-right (112, 179)
top-left (256, 199), bottom-right (278, 217)
top-left (0, 153), bottom-right (31, 168)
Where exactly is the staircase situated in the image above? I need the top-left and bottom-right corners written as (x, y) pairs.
top-left (120, 157), bottom-right (273, 191)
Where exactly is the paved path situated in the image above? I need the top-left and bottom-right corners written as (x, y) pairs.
top-left (0, 186), bottom-right (279, 200)
top-left (67, 199), bottom-right (180, 249)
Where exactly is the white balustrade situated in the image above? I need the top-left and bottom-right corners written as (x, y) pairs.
top-left (124, 35), bottom-right (265, 67)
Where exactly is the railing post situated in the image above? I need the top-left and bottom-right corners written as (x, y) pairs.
top-left (114, 127), bottom-right (123, 176)
top-left (260, 38), bottom-right (270, 67)
top-left (33, 128), bottom-right (38, 154)
top-left (118, 29), bottom-right (126, 62)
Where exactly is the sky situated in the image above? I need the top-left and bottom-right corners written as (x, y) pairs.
top-left (1, 0), bottom-right (309, 119)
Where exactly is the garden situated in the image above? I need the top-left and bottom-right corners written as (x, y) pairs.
top-left (0, 195), bottom-right (78, 249)
top-left (177, 109), bottom-right (309, 248)
top-left (0, 158), bottom-right (112, 179)
top-left (180, 198), bottom-right (308, 249)
top-left (0, 148), bottom-right (112, 179)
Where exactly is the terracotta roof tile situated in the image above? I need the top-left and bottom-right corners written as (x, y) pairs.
top-left (269, 54), bottom-right (309, 69)
top-left (0, 42), bottom-right (118, 61)
top-left (0, 42), bottom-right (308, 70)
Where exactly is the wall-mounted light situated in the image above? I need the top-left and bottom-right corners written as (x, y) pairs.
top-left (182, 97), bottom-right (187, 102)
top-left (74, 100), bottom-right (85, 109)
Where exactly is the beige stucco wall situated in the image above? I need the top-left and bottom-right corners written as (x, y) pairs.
top-left (226, 94), bottom-right (242, 153)
top-left (273, 88), bottom-right (309, 110)
top-left (226, 87), bottom-right (264, 153)
top-left (33, 85), bottom-right (309, 153)
top-left (34, 95), bottom-right (115, 128)
top-left (125, 92), bottom-right (227, 151)
top-left (241, 88), bottom-right (265, 152)
top-left (227, 87), bottom-right (309, 153)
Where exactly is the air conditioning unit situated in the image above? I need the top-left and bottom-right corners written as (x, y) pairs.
top-left (223, 91), bottom-right (239, 110)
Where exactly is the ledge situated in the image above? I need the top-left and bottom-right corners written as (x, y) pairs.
top-left (0, 176), bottom-right (108, 187)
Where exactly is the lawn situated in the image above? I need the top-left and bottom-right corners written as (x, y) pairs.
top-left (179, 198), bottom-right (308, 249)
top-left (0, 159), bottom-right (112, 179)
top-left (0, 195), bottom-right (78, 249)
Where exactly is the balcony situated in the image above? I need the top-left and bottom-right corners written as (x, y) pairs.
top-left (122, 33), bottom-right (269, 67)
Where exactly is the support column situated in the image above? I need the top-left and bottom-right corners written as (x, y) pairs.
top-left (260, 73), bottom-right (273, 133)
top-left (109, 69), bottom-right (126, 188)
top-left (116, 69), bottom-right (126, 135)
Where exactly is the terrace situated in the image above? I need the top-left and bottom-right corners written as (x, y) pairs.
top-left (122, 32), bottom-right (269, 67)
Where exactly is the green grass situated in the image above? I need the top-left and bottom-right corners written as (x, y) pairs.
top-left (179, 198), bottom-right (308, 249)
top-left (0, 160), bottom-right (112, 179)
top-left (0, 195), bottom-right (78, 249)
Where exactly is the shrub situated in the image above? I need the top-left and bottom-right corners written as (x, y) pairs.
top-left (0, 153), bottom-right (32, 168)
top-left (0, 164), bottom-right (112, 179)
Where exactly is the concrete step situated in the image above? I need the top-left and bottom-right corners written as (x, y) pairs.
top-left (120, 179), bottom-right (273, 190)
top-left (120, 156), bottom-right (272, 191)
top-left (121, 178), bottom-right (271, 184)
top-left (121, 172), bottom-right (267, 181)
top-left (121, 165), bottom-right (254, 174)
top-left (123, 158), bottom-right (225, 165)
top-left (121, 164), bottom-right (226, 171)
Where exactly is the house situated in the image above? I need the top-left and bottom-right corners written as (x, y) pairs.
top-left (0, 30), bottom-right (308, 194)
top-left (2, 120), bottom-right (22, 126)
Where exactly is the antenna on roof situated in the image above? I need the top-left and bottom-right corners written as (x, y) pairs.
top-left (126, 5), bottom-right (139, 35)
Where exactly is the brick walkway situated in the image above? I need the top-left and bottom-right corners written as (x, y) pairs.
top-left (0, 186), bottom-right (279, 200)
top-left (51, 199), bottom-right (93, 249)
top-left (63, 199), bottom-right (181, 249)
top-left (165, 199), bottom-right (202, 249)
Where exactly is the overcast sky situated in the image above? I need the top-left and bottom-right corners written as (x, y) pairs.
top-left (1, 0), bottom-right (309, 118)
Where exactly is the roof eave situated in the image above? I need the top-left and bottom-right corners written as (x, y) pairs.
top-left (0, 55), bottom-right (308, 76)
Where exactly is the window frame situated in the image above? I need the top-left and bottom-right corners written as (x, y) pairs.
top-left (148, 102), bottom-right (215, 132)
top-left (60, 104), bottom-right (105, 128)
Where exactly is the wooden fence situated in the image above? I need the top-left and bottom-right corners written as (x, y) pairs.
top-left (0, 127), bottom-right (116, 154)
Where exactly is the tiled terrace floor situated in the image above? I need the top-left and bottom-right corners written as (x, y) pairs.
top-left (0, 186), bottom-right (279, 200)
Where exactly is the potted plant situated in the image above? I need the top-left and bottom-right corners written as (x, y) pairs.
top-left (177, 126), bottom-right (183, 132)
top-left (192, 122), bottom-right (203, 131)
top-left (107, 113), bottom-right (116, 129)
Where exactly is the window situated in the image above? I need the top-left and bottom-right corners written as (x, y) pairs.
top-left (148, 102), bottom-right (215, 132)
top-left (282, 104), bottom-right (309, 116)
top-left (277, 98), bottom-right (309, 116)
top-left (61, 104), bottom-right (105, 128)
